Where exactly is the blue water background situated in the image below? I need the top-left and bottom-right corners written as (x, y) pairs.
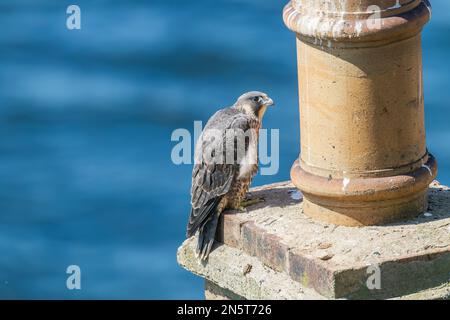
top-left (0, 0), bottom-right (449, 299)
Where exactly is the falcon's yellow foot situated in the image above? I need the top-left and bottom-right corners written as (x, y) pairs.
top-left (229, 198), bottom-right (265, 212)
top-left (240, 197), bottom-right (265, 208)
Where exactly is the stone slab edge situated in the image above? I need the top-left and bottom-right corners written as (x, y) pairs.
top-left (177, 238), bottom-right (450, 300)
top-left (177, 237), bottom-right (325, 300)
top-left (216, 182), bottom-right (450, 299)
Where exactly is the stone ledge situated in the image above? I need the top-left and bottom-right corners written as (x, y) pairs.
top-left (177, 237), bottom-right (325, 300)
top-left (177, 237), bottom-right (450, 300)
top-left (178, 181), bottom-right (450, 300)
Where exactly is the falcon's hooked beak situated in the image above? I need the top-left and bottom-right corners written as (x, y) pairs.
top-left (263, 97), bottom-right (274, 107)
top-left (257, 96), bottom-right (275, 120)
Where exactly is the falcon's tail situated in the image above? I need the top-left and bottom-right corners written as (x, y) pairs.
top-left (196, 213), bottom-right (220, 261)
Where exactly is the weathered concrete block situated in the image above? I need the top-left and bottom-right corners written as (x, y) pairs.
top-left (178, 237), bottom-right (450, 300)
top-left (178, 181), bottom-right (450, 300)
top-left (177, 237), bottom-right (325, 300)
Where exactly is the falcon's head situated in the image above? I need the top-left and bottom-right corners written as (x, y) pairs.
top-left (234, 91), bottom-right (275, 120)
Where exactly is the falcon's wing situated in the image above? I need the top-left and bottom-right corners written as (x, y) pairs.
top-left (186, 108), bottom-right (252, 238)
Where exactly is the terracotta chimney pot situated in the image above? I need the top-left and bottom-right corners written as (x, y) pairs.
top-left (283, 0), bottom-right (437, 226)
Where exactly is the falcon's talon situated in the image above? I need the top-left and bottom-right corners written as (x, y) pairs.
top-left (243, 196), bottom-right (265, 203)
top-left (240, 197), bottom-right (265, 208)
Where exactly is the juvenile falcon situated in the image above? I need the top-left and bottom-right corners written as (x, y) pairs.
top-left (186, 91), bottom-right (275, 260)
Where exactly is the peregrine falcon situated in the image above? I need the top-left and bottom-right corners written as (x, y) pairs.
top-left (186, 91), bottom-right (275, 260)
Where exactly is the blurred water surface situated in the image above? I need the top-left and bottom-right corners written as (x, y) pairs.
top-left (0, 0), bottom-right (449, 299)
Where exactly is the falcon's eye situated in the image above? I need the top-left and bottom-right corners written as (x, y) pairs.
top-left (253, 96), bottom-right (262, 103)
